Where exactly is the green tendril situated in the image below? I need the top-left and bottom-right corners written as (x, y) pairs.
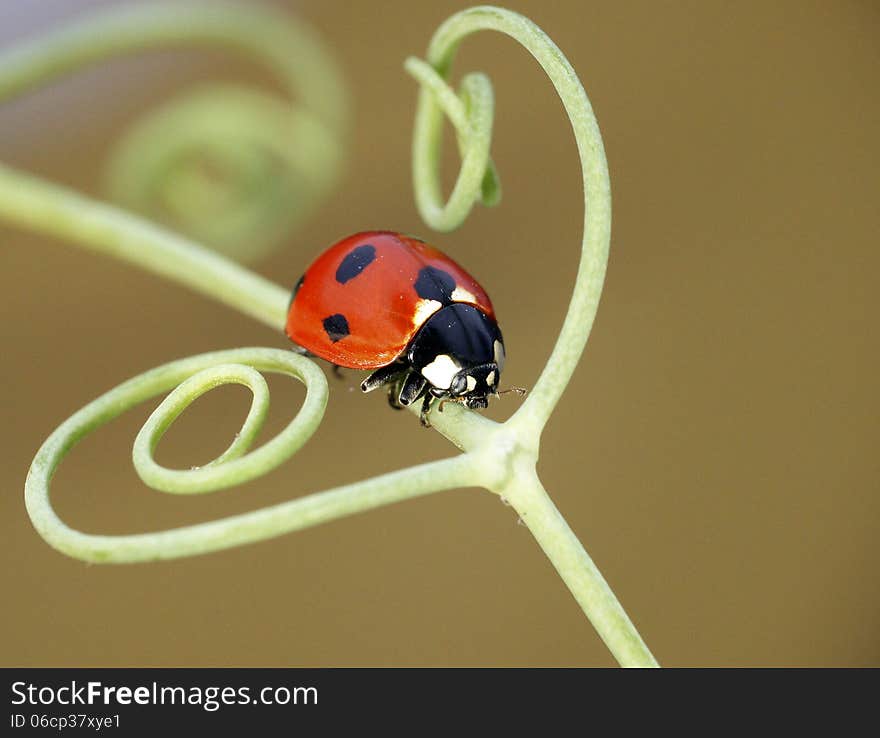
top-left (405, 57), bottom-right (501, 230)
top-left (131, 356), bottom-right (323, 495)
top-left (0, 1), bottom-right (348, 261)
top-left (26, 351), bottom-right (475, 563)
top-left (3, 4), bottom-right (658, 666)
top-left (407, 5), bottom-right (612, 432)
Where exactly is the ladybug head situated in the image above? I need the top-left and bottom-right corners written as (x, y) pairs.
top-left (448, 363), bottom-right (501, 408)
top-left (408, 303), bottom-right (506, 407)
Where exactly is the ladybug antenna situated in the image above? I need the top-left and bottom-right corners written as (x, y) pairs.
top-left (494, 386), bottom-right (528, 399)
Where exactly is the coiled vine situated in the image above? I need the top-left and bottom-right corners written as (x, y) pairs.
top-left (0, 3), bottom-right (658, 667)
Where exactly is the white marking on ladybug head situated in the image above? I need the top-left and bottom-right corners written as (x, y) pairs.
top-left (486, 370), bottom-right (496, 387)
top-left (451, 286), bottom-right (477, 304)
top-left (493, 340), bottom-right (505, 371)
top-left (466, 375), bottom-right (477, 392)
top-left (421, 354), bottom-right (460, 390)
top-left (412, 298), bottom-right (442, 327)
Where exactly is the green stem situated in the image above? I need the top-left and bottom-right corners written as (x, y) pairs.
top-left (497, 460), bottom-right (658, 667)
top-left (408, 7), bottom-right (656, 666)
top-left (0, 162), bottom-right (288, 329)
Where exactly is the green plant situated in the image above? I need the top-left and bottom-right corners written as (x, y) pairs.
top-left (1, 3), bottom-right (658, 667)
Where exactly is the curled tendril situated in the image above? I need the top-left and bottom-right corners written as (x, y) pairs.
top-left (135, 359), bottom-right (306, 495)
top-left (405, 57), bottom-right (501, 230)
top-left (26, 349), bottom-right (328, 561)
top-left (23, 349), bottom-right (475, 565)
top-left (1, 4), bottom-right (657, 666)
top-left (0, 2), bottom-right (348, 262)
top-left (406, 6), bottom-right (612, 432)
top-left (106, 85), bottom-right (341, 262)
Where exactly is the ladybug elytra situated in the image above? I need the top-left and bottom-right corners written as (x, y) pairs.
top-left (285, 231), bottom-right (509, 426)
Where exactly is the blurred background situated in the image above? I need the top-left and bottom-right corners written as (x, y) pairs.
top-left (1, 0), bottom-right (877, 667)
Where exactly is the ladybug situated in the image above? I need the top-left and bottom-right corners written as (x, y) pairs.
top-left (285, 231), bottom-right (510, 426)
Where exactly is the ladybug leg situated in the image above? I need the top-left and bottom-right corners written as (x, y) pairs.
top-left (388, 376), bottom-right (403, 410)
top-left (331, 364), bottom-right (345, 381)
top-left (397, 372), bottom-right (427, 407)
top-left (419, 393), bottom-right (435, 428)
top-left (289, 343), bottom-right (315, 358)
top-left (361, 362), bottom-right (406, 393)
top-left (387, 384), bottom-right (406, 411)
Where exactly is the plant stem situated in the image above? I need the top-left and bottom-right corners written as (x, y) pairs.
top-left (0, 162), bottom-right (289, 329)
top-left (498, 460), bottom-right (658, 667)
top-left (409, 5), bottom-right (658, 667)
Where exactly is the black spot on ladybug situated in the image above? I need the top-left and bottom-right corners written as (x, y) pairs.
top-left (336, 244), bottom-right (376, 284)
top-left (287, 273), bottom-right (305, 312)
top-left (414, 266), bottom-right (456, 304)
top-left (322, 313), bottom-right (350, 342)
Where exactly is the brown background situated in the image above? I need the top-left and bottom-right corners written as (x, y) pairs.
top-left (1, 0), bottom-right (877, 667)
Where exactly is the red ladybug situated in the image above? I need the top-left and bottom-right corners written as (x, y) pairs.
top-left (285, 231), bottom-right (506, 425)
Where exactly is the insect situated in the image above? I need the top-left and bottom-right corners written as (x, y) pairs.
top-left (285, 231), bottom-right (520, 426)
